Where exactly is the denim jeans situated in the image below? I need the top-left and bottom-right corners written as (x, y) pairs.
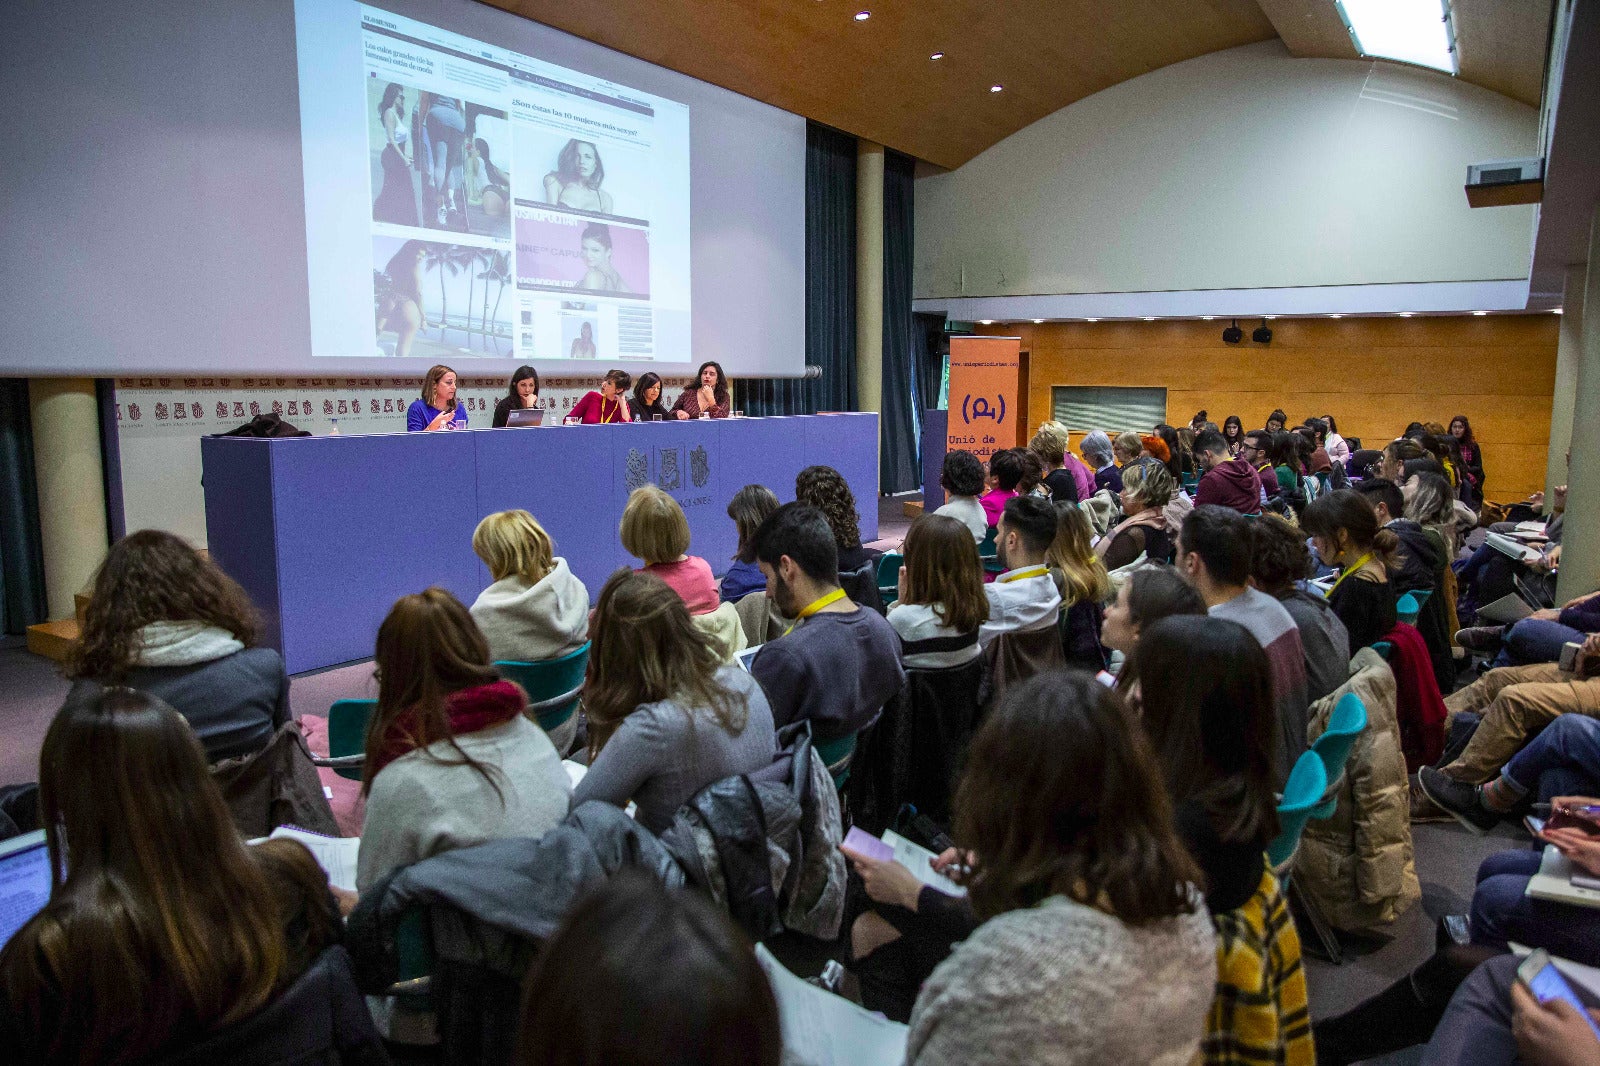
top-left (1491, 617), bottom-right (1588, 668)
top-left (1502, 712), bottom-right (1600, 803)
top-left (1469, 849), bottom-right (1600, 964)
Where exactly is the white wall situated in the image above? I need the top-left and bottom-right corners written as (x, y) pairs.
top-left (914, 41), bottom-right (1539, 302)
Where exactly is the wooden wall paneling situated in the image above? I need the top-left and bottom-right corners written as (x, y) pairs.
top-left (999, 315), bottom-right (1559, 501)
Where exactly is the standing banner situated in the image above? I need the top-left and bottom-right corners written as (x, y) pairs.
top-left (946, 336), bottom-right (1023, 478)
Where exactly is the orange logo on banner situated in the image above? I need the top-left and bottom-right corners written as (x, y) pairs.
top-left (947, 335), bottom-right (1023, 468)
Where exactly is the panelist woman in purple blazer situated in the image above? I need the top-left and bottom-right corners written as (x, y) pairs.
top-left (407, 364), bottom-right (468, 431)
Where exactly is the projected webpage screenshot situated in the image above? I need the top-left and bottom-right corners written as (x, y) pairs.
top-left (297, 2), bottom-right (691, 364)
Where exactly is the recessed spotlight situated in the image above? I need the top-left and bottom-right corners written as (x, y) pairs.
top-left (1264, 315), bottom-right (1277, 321)
top-left (1031, 318), bottom-right (1044, 324)
top-left (1201, 315), bottom-right (1215, 321)
top-left (1472, 310), bottom-right (1488, 316)
top-left (1398, 312), bottom-right (1413, 317)
top-left (930, 51), bottom-right (945, 60)
top-left (1085, 317), bottom-right (1099, 322)
top-left (854, 10), bottom-right (870, 20)
top-left (1142, 316), bottom-right (1156, 321)
top-left (1328, 314), bottom-right (1342, 319)
top-left (978, 319), bottom-right (994, 325)
top-left (989, 85), bottom-right (1003, 93)
top-left (1553, 308), bottom-right (1564, 314)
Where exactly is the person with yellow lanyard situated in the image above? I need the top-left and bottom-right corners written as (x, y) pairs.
top-left (1301, 490), bottom-right (1400, 651)
top-left (979, 497), bottom-right (1063, 648)
top-left (745, 503), bottom-right (904, 744)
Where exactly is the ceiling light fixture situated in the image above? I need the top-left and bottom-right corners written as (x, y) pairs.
top-left (1201, 315), bottom-right (1215, 321)
top-left (1264, 315), bottom-right (1277, 321)
top-left (854, 10), bottom-right (870, 21)
top-left (1335, 0), bottom-right (1457, 74)
top-left (1085, 317), bottom-right (1099, 322)
top-left (1398, 312), bottom-right (1413, 317)
top-left (1554, 308), bottom-right (1564, 314)
top-left (930, 51), bottom-right (944, 60)
top-left (1032, 318), bottom-right (1044, 324)
top-left (1472, 310), bottom-right (1488, 316)
top-left (978, 319), bottom-right (994, 325)
top-left (1328, 314), bottom-right (1343, 319)
top-left (1143, 316), bottom-right (1156, 321)
top-left (989, 84), bottom-right (1003, 93)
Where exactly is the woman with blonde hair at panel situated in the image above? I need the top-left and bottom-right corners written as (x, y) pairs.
top-left (620, 485), bottom-right (747, 662)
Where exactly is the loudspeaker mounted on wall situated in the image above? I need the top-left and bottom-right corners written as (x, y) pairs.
top-left (1222, 319), bottom-right (1243, 344)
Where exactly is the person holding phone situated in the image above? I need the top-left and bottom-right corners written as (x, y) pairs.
top-left (1418, 951), bottom-right (1600, 1065)
top-left (407, 364), bottom-right (467, 431)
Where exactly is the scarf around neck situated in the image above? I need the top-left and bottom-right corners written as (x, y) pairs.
top-left (1095, 507), bottom-right (1165, 561)
top-left (370, 679), bottom-right (525, 779)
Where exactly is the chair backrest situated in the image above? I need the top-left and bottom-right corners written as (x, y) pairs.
top-left (838, 560), bottom-right (885, 615)
top-left (1310, 692), bottom-right (1368, 806)
top-left (814, 732), bottom-right (858, 791)
top-left (1411, 588), bottom-right (1433, 609)
top-left (876, 551), bottom-right (903, 606)
top-left (1267, 750), bottom-right (1328, 872)
top-left (1396, 591), bottom-right (1421, 626)
top-left (326, 699), bottom-right (376, 782)
top-left (496, 642), bottom-right (590, 733)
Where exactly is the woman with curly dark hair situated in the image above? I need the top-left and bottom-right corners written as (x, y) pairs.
top-left (65, 529), bottom-right (288, 763)
top-left (795, 464), bottom-right (880, 572)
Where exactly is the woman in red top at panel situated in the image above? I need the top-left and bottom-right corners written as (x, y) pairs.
top-left (672, 361), bottom-right (731, 420)
top-left (569, 369), bottom-right (634, 425)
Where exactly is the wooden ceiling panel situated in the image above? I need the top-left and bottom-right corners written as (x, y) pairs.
top-left (485, 0), bottom-right (1277, 168)
top-left (1454, 0), bottom-right (1553, 107)
top-left (484, 1), bottom-right (1550, 168)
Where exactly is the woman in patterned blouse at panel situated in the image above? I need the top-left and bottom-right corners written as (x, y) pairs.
top-left (672, 361), bottom-right (731, 420)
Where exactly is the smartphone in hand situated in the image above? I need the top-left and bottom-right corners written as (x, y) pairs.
top-left (1517, 948), bottom-right (1600, 1041)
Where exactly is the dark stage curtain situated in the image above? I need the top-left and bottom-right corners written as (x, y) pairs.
top-left (741, 122), bottom-right (857, 417)
top-left (879, 148), bottom-right (917, 493)
top-left (0, 380), bottom-right (47, 635)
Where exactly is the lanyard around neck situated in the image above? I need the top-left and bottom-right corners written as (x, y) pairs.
top-left (998, 565), bottom-right (1049, 583)
top-left (784, 588), bottom-right (848, 635)
top-left (1326, 551), bottom-right (1375, 598)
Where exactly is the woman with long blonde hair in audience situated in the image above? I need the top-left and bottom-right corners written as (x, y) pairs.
top-left (0, 688), bottom-right (372, 1065)
top-left (1048, 504), bottom-right (1114, 669)
top-left (889, 514), bottom-right (988, 669)
top-left (572, 570), bottom-right (774, 833)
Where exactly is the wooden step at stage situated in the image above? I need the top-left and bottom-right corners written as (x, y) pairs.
top-left (26, 618), bottom-right (79, 663)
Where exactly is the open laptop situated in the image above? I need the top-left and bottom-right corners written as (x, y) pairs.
top-left (505, 408), bottom-right (545, 427)
top-left (0, 830), bottom-right (51, 949)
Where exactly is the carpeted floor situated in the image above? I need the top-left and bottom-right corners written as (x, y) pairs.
top-left (0, 493), bottom-right (1527, 1061)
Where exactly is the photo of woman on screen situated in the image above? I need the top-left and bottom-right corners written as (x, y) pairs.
top-left (544, 139), bottom-right (614, 216)
top-left (372, 83), bottom-right (418, 227)
top-left (465, 137), bottom-right (509, 218)
top-left (375, 240), bottom-right (427, 358)
top-left (569, 321), bottom-right (597, 359)
top-left (576, 224), bottom-right (629, 294)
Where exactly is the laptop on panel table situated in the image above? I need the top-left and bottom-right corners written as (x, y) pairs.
top-left (505, 408), bottom-right (545, 427)
top-left (0, 830), bottom-right (51, 950)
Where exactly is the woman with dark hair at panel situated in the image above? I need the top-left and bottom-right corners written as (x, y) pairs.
top-left (357, 588), bottom-right (571, 893)
top-left (377, 240), bottom-right (428, 359)
top-left (672, 360), bottom-right (732, 420)
top-left (1248, 513), bottom-right (1351, 702)
top-left (889, 514), bottom-right (988, 669)
top-left (1099, 565), bottom-right (1206, 660)
top-left (629, 371), bottom-right (670, 421)
top-left (1096, 461), bottom-right (1177, 571)
top-left (64, 529), bottom-right (288, 764)
top-left (518, 871), bottom-right (781, 1066)
top-left (543, 138), bottom-right (613, 215)
top-left (0, 688), bottom-right (376, 1065)
top-left (568, 369), bottom-right (634, 424)
top-left (1047, 503), bottom-right (1114, 670)
top-left (1301, 490), bottom-right (1400, 651)
top-left (373, 83), bottom-right (418, 226)
top-left (796, 464), bottom-right (880, 572)
top-left (571, 571), bottom-right (774, 833)
top-left (492, 365), bottom-right (541, 428)
top-left (1451, 414), bottom-right (1486, 505)
top-left (1122, 616), bottom-right (1282, 915)
top-left (721, 484), bottom-right (780, 603)
top-left (1222, 415), bottom-right (1245, 458)
top-left (407, 363), bottom-right (468, 431)
top-left (899, 672), bottom-right (1215, 1064)
top-left (932, 449), bottom-right (989, 542)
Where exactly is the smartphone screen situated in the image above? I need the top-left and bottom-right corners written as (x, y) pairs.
top-left (1523, 957), bottom-right (1600, 1042)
